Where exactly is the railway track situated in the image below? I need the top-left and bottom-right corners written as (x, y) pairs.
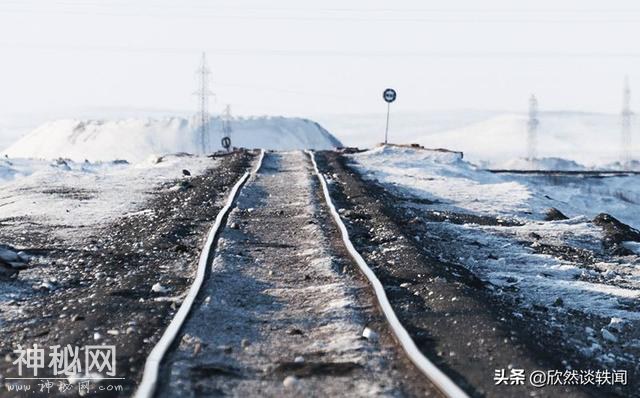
top-left (134, 150), bottom-right (467, 398)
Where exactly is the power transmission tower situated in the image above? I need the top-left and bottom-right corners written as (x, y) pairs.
top-left (622, 76), bottom-right (632, 167)
top-left (221, 104), bottom-right (233, 152)
top-left (194, 53), bottom-right (214, 154)
top-left (527, 94), bottom-right (539, 165)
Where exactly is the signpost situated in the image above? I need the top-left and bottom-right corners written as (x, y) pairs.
top-left (221, 136), bottom-right (231, 151)
top-left (383, 88), bottom-right (396, 144)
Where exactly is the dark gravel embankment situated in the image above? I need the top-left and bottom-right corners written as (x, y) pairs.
top-left (0, 151), bottom-right (255, 397)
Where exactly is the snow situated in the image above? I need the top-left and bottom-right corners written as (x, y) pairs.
top-left (318, 110), bottom-right (640, 168)
top-left (3, 116), bottom-right (341, 162)
top-left (352, 145), bottom-right (640, 228)
top-left (351, 145), bottom-right (640, 323)
top-left (494, 157), bottom-right (586, 171)
top-left (0, 157), bottom-right (44, 183)
top-left (0, 155), bottom-right (215, 233)
top-left (623, 241), bottom-right (640, 255)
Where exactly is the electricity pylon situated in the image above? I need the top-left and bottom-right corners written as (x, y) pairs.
top-left (221, 104), bottom-right (233, 152)
top-left (194, 53), bottom-right (214, 154)
top-left (622, 76), bottom-right (632, 167)
top-left (527, 94), bottom-right (539, 165)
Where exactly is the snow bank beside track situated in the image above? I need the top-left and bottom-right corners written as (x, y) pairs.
top-left (350, 146), bottom-right (640, 373)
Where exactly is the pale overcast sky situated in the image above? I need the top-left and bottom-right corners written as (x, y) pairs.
top-left (0, 0), bottom-right (639, 118)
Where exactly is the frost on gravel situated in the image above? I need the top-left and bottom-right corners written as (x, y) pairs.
top-left (351, 146), bottom-right (640, 347)
top-left (0, 154), bottom-right (216, 321)
top-left (0, 154), bottom-right (214, 237)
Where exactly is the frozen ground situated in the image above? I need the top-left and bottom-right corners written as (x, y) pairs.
top-left (3, 116), bottom-right (341, 162)
top-left (352, 146), bottom-right (640, 228)
top-left (0, 154), bottom-right (216, 322)
top-left (350, 146), bottom-right (640, 370)
top-left (317, 110), bottom-right (640, 168)
top-left (0, 155), bottom-right (214, 232)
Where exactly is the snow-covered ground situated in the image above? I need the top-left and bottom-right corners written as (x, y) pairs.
top-left (0, 153), bottom-right (220, 327)
top-left (0, 155), bottom-right (215, 234)
top-left (350, 146), bottom-right (640, 336)
top-left (3, 116), bottom-right (341, 162)
top-left (352, 146), bottom-right (640, 228)
top-left (318, 110), bottom-right (640, 169)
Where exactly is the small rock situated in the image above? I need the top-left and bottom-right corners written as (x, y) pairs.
top-left (529, 232), bottom-right (542, 240)
top-left (151, 283), bottom-right (170, 294)
top-left (362, 327), bottom-right (379, 341)
top-left (34, 281), bottom-right (55, 291)
top-left (544, 208), bottom-right (569, 221)
top-left (294, 356), bottom-right (304, 363)
top-left (0, 258), bottom-right (19, 279)
top-left (169, 181), bottom-right (193, 192)
top-left (173, 244), bottom-right (188, 253)
top-left (241, 339), bottom-right (251, 348)
top-left (553, 297), bottom-right (564, 307)
top-left (93, 332), bottom-right (102, 341)
top-left (608, 317), bottom-right (626, 332)
top-left (287, 328), bottom-right (304, 336)
top-left (601, 328), bottom-right (618, 343)
top-left (182, 169), bottom-right (191, 176)
top-left (593, 213), bottom-right (640, 255)
top-left (283, 375), bottom-right (299, 388)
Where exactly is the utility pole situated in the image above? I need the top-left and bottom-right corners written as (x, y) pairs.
top-left (527, 94), bottom-right (539, 165)
top-left (221, 104), bottom-right (233, 152)
top-left (622, 76), bottom-right (632, 167)
top-left (194, 53), bottom-right (214, 154)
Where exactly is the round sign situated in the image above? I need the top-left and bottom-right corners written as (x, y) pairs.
top-left (221, 137), bottom-right (231, 150)
top-left (383, 88), bottom-right (396, 103)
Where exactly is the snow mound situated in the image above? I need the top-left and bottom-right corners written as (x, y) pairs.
top-left (3, 116), bottom-right (342, 162)
top-left (365, 145), bottom-right (464, 165)
top-left (494, 157), bottom-right (587, 171)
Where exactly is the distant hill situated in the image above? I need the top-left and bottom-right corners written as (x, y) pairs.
top-left (318, 111), bottom-right (638, 168)
top-left (2, 116), bottom-right (342, 162)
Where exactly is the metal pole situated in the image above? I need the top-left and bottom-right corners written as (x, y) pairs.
top-left (385, 102), bottom-right (390, 144)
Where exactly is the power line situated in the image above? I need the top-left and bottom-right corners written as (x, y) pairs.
top-left (194, 53), bottom-right (213, 154)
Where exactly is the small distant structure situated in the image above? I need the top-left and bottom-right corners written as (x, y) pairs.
top-left (221, 104), bottom-right (233, 152)
top-left (527, 94), bottom-right (539, 165)
top-left (621, 76), bottom-right (632, 166)
top-left (194, 53), bottom-right (214, 154)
